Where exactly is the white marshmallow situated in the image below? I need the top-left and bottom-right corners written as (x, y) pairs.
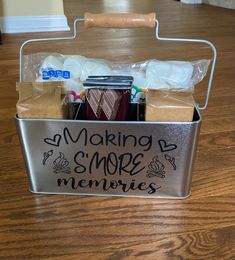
top-left (39, 55), bottom-right (63, 73)
top-left (131, 72), bottom-right (148, 89)
top-left (80, 60), bottom-right (112, 81)
top-left (63, 55), bottom-right (87, 79)
top-left (64, 79), bottom-right (83, 93)
top-left (146, 60), bottom-right (194, 89)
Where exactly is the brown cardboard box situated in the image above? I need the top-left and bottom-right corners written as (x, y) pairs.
top-left (146, 89), bottom-right (195, 122)
top-left (16, 82), bottom-right (68, 119)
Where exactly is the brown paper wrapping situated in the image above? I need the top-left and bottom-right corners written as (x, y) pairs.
top-left (16, 82), bottom-right (68, 119)
top-left (146, 89), bottom-right (195, 122)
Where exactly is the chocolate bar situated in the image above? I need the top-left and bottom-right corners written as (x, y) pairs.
top-left (87, 76), bottom-right (133, 82)
top-left (86, 89), bottom-right (103, 118)
top-left (84, 76), bottom-right (133, 121)
top-left (100, 90), bottom-right (121, 120)
top-left (84, 76), bottom-right (133, 87)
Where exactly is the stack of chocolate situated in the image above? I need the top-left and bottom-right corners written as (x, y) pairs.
top-left (84, 76), bottom-right (133, 121)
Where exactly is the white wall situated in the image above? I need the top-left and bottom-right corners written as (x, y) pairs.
top-left (0, 0), bottom-right (69, 33)
top-left (0, 0), bottom-right (64, 16)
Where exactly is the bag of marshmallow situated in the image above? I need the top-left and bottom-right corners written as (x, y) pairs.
top-left (22, 53), bottom-right (210, 121)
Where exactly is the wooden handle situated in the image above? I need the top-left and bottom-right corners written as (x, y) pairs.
top-left (84, 12), bottom-right (156, 28)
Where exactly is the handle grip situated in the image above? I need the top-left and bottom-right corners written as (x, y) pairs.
top-left (84, 12), bottom-right (156, 28)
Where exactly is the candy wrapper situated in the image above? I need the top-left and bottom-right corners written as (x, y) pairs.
top-left (83, 76), bottom-right (133, 121)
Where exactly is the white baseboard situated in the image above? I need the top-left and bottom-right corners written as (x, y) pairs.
top-left (181, 0), bottom-right (202, 3)
top-left (0, 15), bottom-right (70, 33)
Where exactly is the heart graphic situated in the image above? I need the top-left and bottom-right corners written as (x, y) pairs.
top-left (158, 139), bottom-right (177, 152)
top-left (44, 134), bottom-right (61, 147)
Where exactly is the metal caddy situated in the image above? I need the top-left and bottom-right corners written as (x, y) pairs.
top-left (16, 13), bottom-right (217, 199)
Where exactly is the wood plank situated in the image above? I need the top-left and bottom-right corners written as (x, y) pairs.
top-left (0, 195), bottom-right (234, 259)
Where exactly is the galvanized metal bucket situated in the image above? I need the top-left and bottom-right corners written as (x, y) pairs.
top-left (16, 13), bottom-right (217, 198)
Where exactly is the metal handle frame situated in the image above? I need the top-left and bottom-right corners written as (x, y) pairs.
top-left (19, 17), bottom-right (217, 110)
top-left (155, 19), bottom-right (216, 110)
top-left (19, 18), bottom-right (84, 82)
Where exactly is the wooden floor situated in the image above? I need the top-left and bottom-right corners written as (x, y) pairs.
top-left (0, 0), bottom-right (235, 259)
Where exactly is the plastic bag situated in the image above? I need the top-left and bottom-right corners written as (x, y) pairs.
top-left (22, 53), bottom-right (210, 103)
top-left (16, 82), bottom-right (68, 119)
top-left (145, 89), bottom-right (195, 122)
